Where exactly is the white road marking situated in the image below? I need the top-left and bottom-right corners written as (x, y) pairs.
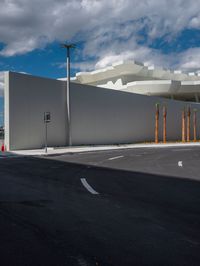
top-left (178, 161), bottom-right (183, 167)
top-left (173, 149), bottom-right (192, 152)
top-left (80, 178), bottom-right (99, 195)
top-left (108, 155), bottom-right (124, 161)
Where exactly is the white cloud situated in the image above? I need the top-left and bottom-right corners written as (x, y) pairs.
top-left (0, 0), bottom-right (199, 57)
top-left (93, 46), bottom-right (200, 72)
top-left (72, 61), bottom-right (95, 72)
top-left (178, 48), bottom-right (200, 70)
top-left (81, 28), bottom-right (174, 70)
top-left (0, 0), bottom-right (200, 74)
top-left (189, 16), bottom-right (200, 29)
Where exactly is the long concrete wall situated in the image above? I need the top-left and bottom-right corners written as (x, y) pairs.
top-left (4, 71), bottom-right (200, 150)
top-left (71, 83), bottom-right (200, 145)
top-left (5, 72), bottom-right (68, 150)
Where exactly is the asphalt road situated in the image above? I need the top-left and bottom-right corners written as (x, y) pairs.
top-left (48, 146), bottom-right (200, 180)
top-left (0, 147), bottom-right (200, 265)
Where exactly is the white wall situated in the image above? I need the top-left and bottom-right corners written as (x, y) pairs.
top-left (5, 72), bottom-right (68, 150)
top-left (4, 71), bottom-right (200, 150)
top-left (71, 83), bottom-right (200, 145)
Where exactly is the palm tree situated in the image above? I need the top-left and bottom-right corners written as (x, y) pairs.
top-left (182, 108), bottom-right (186, 142)
top-left (187, 106), bottom-right (191, 142)
top-left (163, 105), bottom-right (167, 143)
top-left (193, 109), bottom-right (197, 142)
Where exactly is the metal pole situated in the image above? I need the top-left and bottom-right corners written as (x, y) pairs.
top-left (61, 43), bottom-right (76, 147)
top-left (0, 112), bottom-right (4, 141)
top-left (163, 105), bottom-right (167, 143)
top-left (66, 48), bottom-right (71, 146)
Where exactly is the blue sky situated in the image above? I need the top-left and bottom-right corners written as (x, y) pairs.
top-left (1, 0), bottom-right (200, 126)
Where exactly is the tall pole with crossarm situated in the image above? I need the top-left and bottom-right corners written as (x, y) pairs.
top-left (61, 43), bottom-right (76, 146)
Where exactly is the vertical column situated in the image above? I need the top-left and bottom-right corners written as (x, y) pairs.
top-left (187, 106), bottom-right (191, 142)
top-left (193, 109), bottom-right (197, 142)
top-left (182, 108), bottom-right (186, 142)
top-left (163, 105), bottom-right (167, 143)
top-left (66, 48), bottom-right (71, 146)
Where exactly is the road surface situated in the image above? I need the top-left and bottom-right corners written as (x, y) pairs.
top-left (0, 147), bottom-right (200, 265)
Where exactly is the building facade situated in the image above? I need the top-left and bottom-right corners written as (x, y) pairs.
top-left (67, 60), bottom-right (200, 103)
top-left (4, 70), bottom-right (200, 150)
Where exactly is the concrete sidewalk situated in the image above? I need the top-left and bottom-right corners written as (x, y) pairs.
top-left (10, 142), bottom-right (200, 156)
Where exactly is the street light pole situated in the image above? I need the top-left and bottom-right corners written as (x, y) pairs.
top-left (0, 112), bottom-right (4, 140)
top-left (61, 43), bottom-right (76, 146)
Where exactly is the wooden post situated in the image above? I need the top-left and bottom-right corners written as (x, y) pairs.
top-left (193, 109), bottom-right (197, 142)
top-left (155, 103), bottom-right (159, 144)
top-left (182, 108), bottom-right (186, 142)
top-left (163, 105), bottom-right (167, 143)
top-left (187, 106), bottom-right (191, 142)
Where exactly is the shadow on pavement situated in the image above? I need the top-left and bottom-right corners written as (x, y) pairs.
top-left (0, 156), bottom-right (200, 266)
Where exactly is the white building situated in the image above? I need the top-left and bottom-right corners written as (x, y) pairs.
top-left (4, 60), bottom-right (200, 150)
top-left (67, 60), bottom-right (200, 103)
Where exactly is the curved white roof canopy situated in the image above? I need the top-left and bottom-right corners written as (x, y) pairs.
top-left (72, 60), bottom-right (200, 85)
top-left (120, 80), bottom-right (200, 98)
top-left (59, 60), bottom-right (200, 102)
top-left (122, 80), bottom-right (180, 96)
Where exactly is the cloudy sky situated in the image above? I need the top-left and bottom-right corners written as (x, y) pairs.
top-left (0, 0), bottom-right (200, 99)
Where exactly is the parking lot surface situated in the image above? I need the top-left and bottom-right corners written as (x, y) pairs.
top-left (0, 147), bottom-right (200, 265)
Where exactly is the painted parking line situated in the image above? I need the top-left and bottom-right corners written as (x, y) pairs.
top-left (80, 178), bottom-right (99, 195)
top-left (173, 149), bottom-right (192, 152)
top-left (178, 161), bottom-right (183, 167)
top-left (108, 155), bottom-right (124, 161)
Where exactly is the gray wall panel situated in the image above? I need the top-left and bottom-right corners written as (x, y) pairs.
top-left (5, 72), bottom-right (68, 150)
top-left (4, 72), bottom-right (200, 150)
top-left (71, 83), bottom-right (200, 145)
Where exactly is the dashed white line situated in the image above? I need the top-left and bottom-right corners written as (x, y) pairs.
top-left (80, 178), bottom-right (99, 195)
top-left (178, 161), bottom-right (183, 167)
top-left (108, 155), bottom-right (124, 161)
top-left (173, 149), bottom-right (192, 152)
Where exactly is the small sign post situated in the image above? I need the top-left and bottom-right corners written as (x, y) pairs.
top-left (44, 112), bottom-right (51, 153)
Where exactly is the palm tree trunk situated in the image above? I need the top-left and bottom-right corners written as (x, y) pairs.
top-left (163, 105), bottom-right (167, 143)
top-left (182, 108), bottom-right (186, 142)
top-left (187, 106), bottom-right (191, 142)
top-left (193, 109), bottom-right (197, 142)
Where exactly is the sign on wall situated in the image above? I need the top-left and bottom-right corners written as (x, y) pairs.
top-left (44, 112), bottom-right (51, 123)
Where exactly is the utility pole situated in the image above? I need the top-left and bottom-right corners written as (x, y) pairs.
top-left (163, 105), bottom-right (167, 143)
top-left (0, 112), bottom-right (4, 139)
top-left (61, 43), bottom-right (76, 146)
